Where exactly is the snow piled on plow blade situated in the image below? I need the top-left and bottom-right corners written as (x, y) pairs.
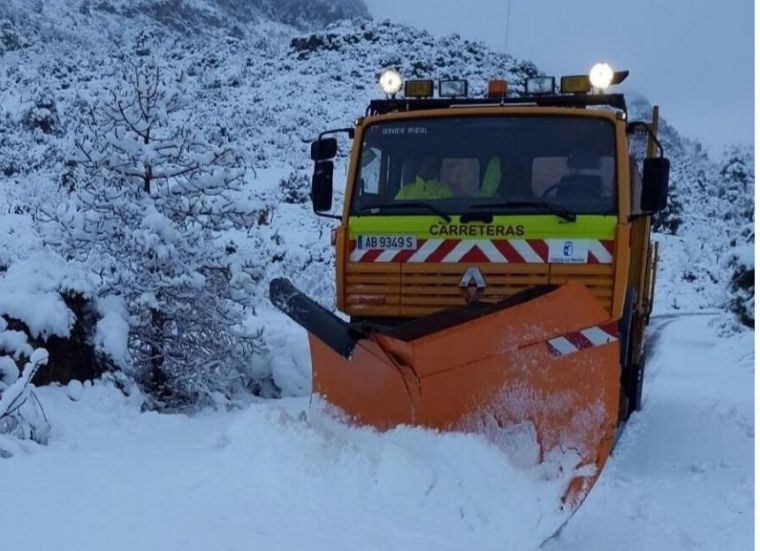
top-left (299, 397), bottom-right (587, 549)
top-left (3, 383), bottom-right (583, 551)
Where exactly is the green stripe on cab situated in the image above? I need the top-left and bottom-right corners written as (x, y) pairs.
top-left (348, 215), bottom-right (617, 240)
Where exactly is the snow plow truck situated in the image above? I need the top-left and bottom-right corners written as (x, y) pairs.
top-left (270, 64), bottom-right (669, 516)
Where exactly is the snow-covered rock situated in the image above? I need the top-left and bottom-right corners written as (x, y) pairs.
top-left (66, 379), bottom-right (84, 401)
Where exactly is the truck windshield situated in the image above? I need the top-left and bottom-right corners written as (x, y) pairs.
top-left (351, 115), bottom-right (616, 216)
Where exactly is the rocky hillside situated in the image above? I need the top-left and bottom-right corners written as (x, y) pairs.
top-left (0, 1), bottom-right (753, 405)
top-left (1, 0), bottom-right (368, 44)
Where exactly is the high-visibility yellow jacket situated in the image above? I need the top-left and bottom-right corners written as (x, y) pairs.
top-left (479, 157), bottom-right (502, 197)
top-left (395, 177), bottom-right (453, 200)
top-left (395, 158), bottom-right (502, 200)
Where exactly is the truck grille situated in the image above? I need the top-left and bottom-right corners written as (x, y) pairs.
top-left (344, 262), bottom-right (614, 318)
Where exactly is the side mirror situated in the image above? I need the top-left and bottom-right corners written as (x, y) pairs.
top-left (311, 138), bottom-right (337, 161)
top-left (311, 160), bottom-right (334, 212)
top-left (641, 157), bottom-right (670, 212)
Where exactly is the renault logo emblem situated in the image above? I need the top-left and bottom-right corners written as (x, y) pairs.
top-left (459, 267), bottom-right (486, 304)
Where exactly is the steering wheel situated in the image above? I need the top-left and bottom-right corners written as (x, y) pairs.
top-left (541, 179), bottom-right (601, 200)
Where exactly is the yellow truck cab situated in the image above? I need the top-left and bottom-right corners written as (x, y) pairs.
top-left (305, 66), bottom-right (670, 423)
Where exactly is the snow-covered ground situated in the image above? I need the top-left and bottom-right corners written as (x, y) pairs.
top-left (1, 315), bottom-right (752, 551)
top-left (546, 315), bottom-right (754, 550)
top-left (0, 3), bottom-right (753, 549)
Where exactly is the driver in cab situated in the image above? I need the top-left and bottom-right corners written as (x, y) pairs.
top-left (394, 158), bottom-right (453, 200)
top-left (395, 157), bottom-right (502, 200)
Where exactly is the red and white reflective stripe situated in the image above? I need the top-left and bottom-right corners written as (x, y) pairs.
top-left (350, 247), bottom-right (370, 262)
top-left (375, 249), bottom-right (400, 262)
top-left (441, 240), bottom-right (477, 263)
top-left (408, 239), bottom-right (442, 263)
top-left (349, 239), bottom-right (614, 264)
top-left (587, 240), bottom-right (614, 264)
top-left (546, 322), bottom-right (619, 357)
top-left (510, 240), bottom-right (545, 263)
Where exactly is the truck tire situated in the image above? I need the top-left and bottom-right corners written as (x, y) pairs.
top-left (629, 356), bottom-right (646, 412)
top-left (618, 288), bottom-right (636, 423)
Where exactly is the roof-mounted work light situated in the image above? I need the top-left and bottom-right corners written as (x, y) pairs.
top-left (560, 74), bottom-right (591, 94)
top-left (525, 76), bottom-right (555, 95)
top-left (405, 79), bottom-right (434, 98)
top-left (439, 79), bottom-right (468, 98)
top-left (560, 64), bottom-right (629, 95)
top-left (589, 62), bottom-right (614, 90)
top-left (379, 69), bottom-right (403, 97)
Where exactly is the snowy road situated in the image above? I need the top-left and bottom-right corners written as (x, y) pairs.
top-left (0, 316), bottom-right (753, 551)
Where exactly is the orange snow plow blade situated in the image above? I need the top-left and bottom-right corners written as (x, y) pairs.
top-left (270, 278), bottom-right (620, 509)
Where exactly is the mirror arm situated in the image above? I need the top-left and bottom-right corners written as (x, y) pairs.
top-left (314, 211), bottom-right (342, 221)
top-left (319, 127), bottom-right (355, 140)
top-left (626, 121), bottom-right (664, 157)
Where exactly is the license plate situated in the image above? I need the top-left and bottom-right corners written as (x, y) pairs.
top-left (356, 235), bottom-right (417, 250)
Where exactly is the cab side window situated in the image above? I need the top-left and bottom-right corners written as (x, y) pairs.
top-left (357, 147), bottom-right (382, 197)
top-left (629, 155), bottom-right (644, 215)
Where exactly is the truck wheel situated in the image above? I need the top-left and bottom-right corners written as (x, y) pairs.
top-left (618, 288), bottom-right (636, 423)
top-left (619, 338), bottom-right (637, 422)
top-left (629, 356), bottom-right (646, 412)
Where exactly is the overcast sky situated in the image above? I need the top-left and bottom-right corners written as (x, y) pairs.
top-left (363, 0), bottom-right (754, 158)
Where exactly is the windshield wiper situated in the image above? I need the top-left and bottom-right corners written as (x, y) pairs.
top-left (357, 202), bottom-right (452, 223)
top-left (470, 200), bottom-right (577, 222)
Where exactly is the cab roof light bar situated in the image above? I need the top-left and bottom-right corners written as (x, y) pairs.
top-left (367, 94), bottom-right (628, 116)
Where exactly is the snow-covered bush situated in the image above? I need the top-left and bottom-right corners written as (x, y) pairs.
top-left (718, 145), bottom-right (754, 224)
top-left (719, 146), bottom-right (755, 328)
top-left (278, 170), bottom-right (310, 204)
top-left (724, 226), bottom-right (754, 328)
top-left (0, 20), bottom-right (26, 54)
top-left (0, 321), bottom-right (50, 454)
top-left (0, 251), bottom-right (110, 385)
top-left (22, 89), bottom-right (60, 135)
top-left (51, 60), bottom-right (268, 407)
top-left (652, 163), bottom-right (685, 234)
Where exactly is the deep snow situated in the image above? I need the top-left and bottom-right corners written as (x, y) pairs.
top-left (0, 315), bottom-right (752, 551)
top-left (0, 3), bottom-right (753, 549)
top-left (545, 316), bottom-right (754, 550)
